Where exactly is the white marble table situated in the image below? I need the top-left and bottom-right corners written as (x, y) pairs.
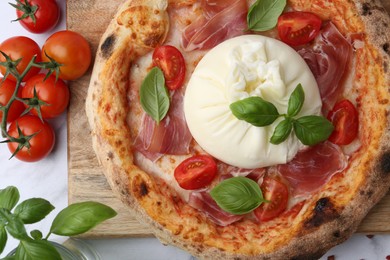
top-left (0, 1), bottom-right (389, 259)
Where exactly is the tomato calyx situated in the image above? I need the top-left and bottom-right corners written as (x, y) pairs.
top-left (10, 0), bottom-right (38, 25)
top-left (19, 86), bottom-right (49, 121)
top-left (0, 122), bottom-right (39, 160)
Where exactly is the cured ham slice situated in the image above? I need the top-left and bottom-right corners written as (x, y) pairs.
top-left (277, 142), bottom-right (347, 196)
top-left (134, 90), bottom-right (192, 161)
top-left (217, 161), bottom-right (265, 182)
top-left (182, 0), bottom-right (247, 51)
top-left (298, 22), bottom-right (353, 111)
top-left (188, 191), bottom-right (243, 226)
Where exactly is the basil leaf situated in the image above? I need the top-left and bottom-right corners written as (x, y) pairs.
top-left (293, 116), bottom-right (334, 146)
top-left (5, 216), bottom-right (29, 240)
top-left (50, 201), bottom-right (117, 236)
top-left (230, 96), bottom-right (280, 127)
top-left (14, 198), bottom-right (55, 224)
top-left (30, 230), bottom-right (43, 240)
top-left (140, 67), bottom-right (170, 124)
top-left (247, 0), bottom-right (287, 31)
top-left (0, 186), bottom-right (20, 211)
top-left (270, 118), bottom-right (293, 144)
top-left (0, 226), bottom-right (7, 255)
top-left (210, 177), bottom-right (266, 215)
top-left (287, 84), bottom-right (305, 117)
top-left (15, 240), bottom-right (61, 260)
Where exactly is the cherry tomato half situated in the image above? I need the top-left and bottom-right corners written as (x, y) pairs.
top-left (254, 177), bottom-right (288, 222)
top-left (277, 12), bottom-right (322, 46)
top-left (327, 99), bottom-right (359, 145)
top-left (174, 155), bottom-right (217, 190)
top-left (0, 78), bottom-right (25, 122)
top-left (42, 30), bottom-right (91, 80)
top-left (153, 45), bottom-right (186, 90)
top-left (22, 74), bottom-right (70, 118)
top-left (0, 36), bottom-right (41, 82)
top-left (7, 115), bottom-right (55, 162)
top-left (14, 0), bottom-right (60, 34)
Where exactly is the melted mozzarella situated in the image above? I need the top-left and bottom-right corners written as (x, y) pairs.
top-left (184, 35), bottom-right (322, 169)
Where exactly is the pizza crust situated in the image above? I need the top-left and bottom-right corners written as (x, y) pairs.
top-left (85, 0), bottom-right (390, 258)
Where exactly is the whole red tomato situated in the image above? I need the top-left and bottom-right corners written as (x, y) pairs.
top-left (22, 74), bottom-right (70, 118)
top-left (0, 78), bottom-right (25, 122)
top-left (41, 30), bottom-right (91, 80)
top-left (7, 115), bottom-right (55, 162)
top-left (0, 36), bottom-right (41, 82)
top-left (14, 0), bottom-right (60, 34)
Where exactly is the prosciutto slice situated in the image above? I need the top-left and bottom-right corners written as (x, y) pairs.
top-left (134, 90), bottom-right (192, 161)
top-left (182, 0), bottom-right (248, 51)
top-left (298, 22), bottom-right (353, 112)
top-left (188, 192), bottom-right (243, 226)
top-left (277, 142), bottom-right (347, 196)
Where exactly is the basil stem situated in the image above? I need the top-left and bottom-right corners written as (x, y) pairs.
top-left (230, 84), bottom-right (334, 146)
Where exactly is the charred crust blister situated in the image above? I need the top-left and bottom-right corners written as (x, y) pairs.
top-left (383, 43), bottom-right (390, 55)
top-left (362, 2), bottom-right (372, 16)
top-left (304, 198), bottom-right (340, 229)
top-left (379, 151), bottom-right (390, 176)
top-left (101, 34), bottom-right (116, 59)
top-left (139, 181), bottom-right (149, 196)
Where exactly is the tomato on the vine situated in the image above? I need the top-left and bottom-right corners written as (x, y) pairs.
top-left (13, 0), bottom-right (60, 34)
top-left (327, 99), bottom-right (359, 145)
top-left (0, 78), bottom-right (25, 122)
top-left (22, 74), bottom-right (70, 118)
top-left (41, 30), bottom-right (91, 80)
top-left (153, 45), bottom-right (186, 90)
top-left (254, 177), bottom-right (289, 222)
top-left (277, 12), bottom-right (322, 46)
top-left (0, 36), bottom-right (41, 82)
top-left (7, 115), bottom-right (55, 162)
top-left (174, 155), bottom-right (217, 190)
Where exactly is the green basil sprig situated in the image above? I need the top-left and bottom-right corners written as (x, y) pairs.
top-left (140, 67), bottom-right (170, 124)
top-left (230, 84), bottom-right (334, 146)
top-left (0, 186), bottom-right (117, 258)
top-left (210, 177), bottom-right (267, 215)
top-left (247, 0), bottom-right (287, 31)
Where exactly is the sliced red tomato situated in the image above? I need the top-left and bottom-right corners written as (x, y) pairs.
top-left (152, 45), bottom-right (186, 90)
top-left (327, 99), bottom-right (359, 145)
top-left (254, 177), bottom-right (289, 222)
top-left (0, 78), bottom-right (25, 122)
top-left (174, 155), bottom-right (217, 190)
top-left (22, 74), bottom-right (70, 118)
top-left (7, 115), bottom-right (55, 162)
top-left (14, 0), bottom-right (60, 34)
top-left (280, 201), bottom-right (305, 219)
top-left (0, 36), bottom-right (41, 82)
top-left (277, 12), bottom-right (322, 46)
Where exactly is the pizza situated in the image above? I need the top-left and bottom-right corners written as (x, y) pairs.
top-left (85, 0), bottom-right (390, 259)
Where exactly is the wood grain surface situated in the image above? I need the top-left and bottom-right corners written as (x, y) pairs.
top-left (67, 0), bottom-right (390, 238)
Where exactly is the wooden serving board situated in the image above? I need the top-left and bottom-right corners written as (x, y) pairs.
top-left (67, 0), bottom-right (390, 238)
